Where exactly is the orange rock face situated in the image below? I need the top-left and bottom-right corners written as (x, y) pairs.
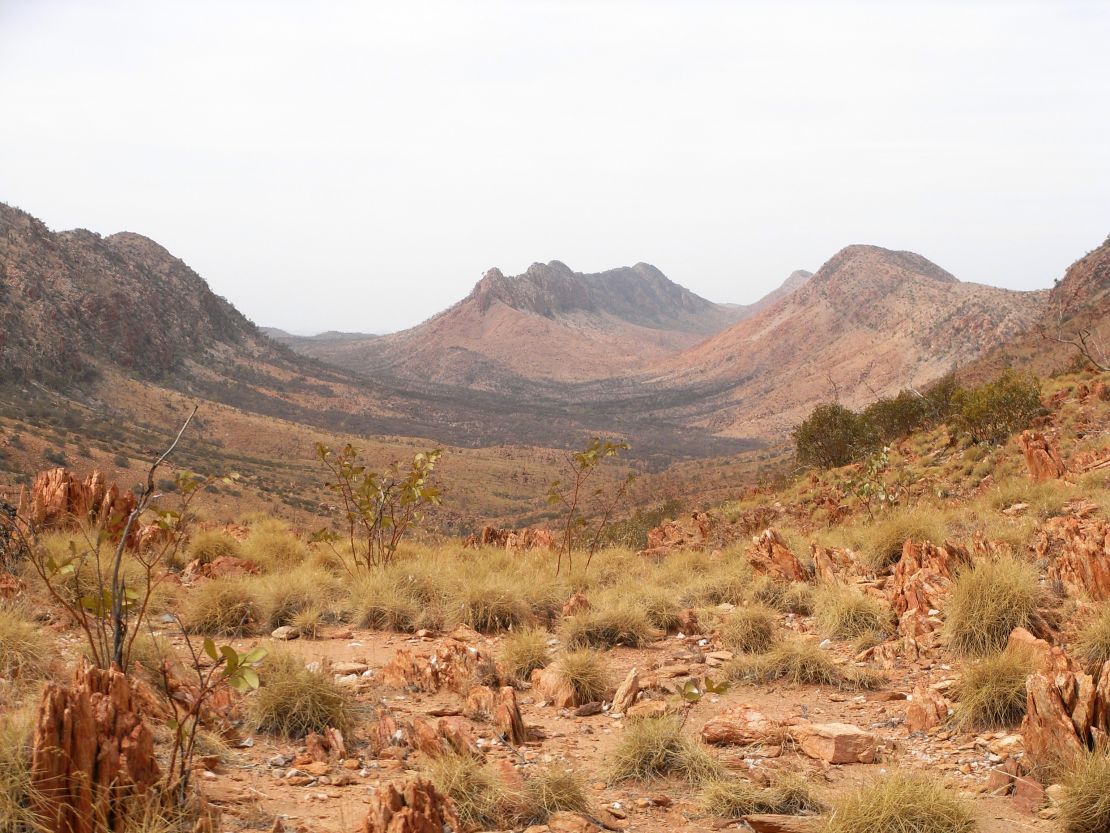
top-left (1016, 430), bottom-right (1067, 482)
top-left (640, 511), bottom-right (725, 556)
top-left (29, 468), bottom-right (138, 545)
top-left (1038, 515), bottom-right (1110, 601)
top-left (360, 777), bottom-right (460, 833)
top-left (905, 685), bottom-right (949, 733)
top-left (382, 639), bottom-right (484, 694)
top-left (701, 705), bottom-right (782, 746)
top-left (30, 659), bottom-right (161, 833)
top-left (746, 528), bottom-right (808, 582)
top-left (791, 722), bottom-right (878, 764)
top-left (888, 539), bottom-right (971, 653)
top-left (462, 525), bottom-right (555, 551)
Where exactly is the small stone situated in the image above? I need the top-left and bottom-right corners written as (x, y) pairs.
top-left (271, 625), bottom-right (300, 640)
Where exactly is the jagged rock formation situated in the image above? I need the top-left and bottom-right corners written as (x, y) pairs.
top-left (28, 468), bottom-right (138, 545)
top-left (31, 660), bottom-right (161, 833)
top-left (746, 528), bottom-right (808, 582)
top-left (1038, 514), bottom-right (1110, 601)
top-left (1016, 431), bottom-right (1067, 481)
top-left (888, 539), bottom-right (971, 654)
top-left (462, 525), bottom-right (555, 551)
top-left (360, 778), bottom-right (460, 833)
top-left (381, 640), bottom-right (487, 694)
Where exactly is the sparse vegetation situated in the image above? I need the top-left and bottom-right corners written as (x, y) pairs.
top-left (181, 578), bottom-right (260, 636)
top-left (699, 772), bottom-right (825, 818)
top-left (250, 651), bottom-right (353, 737)
top-left (0, 608), bottom-right (47, 681)
top-left (720, 605), bottom-right (778, 654)
top-left (1060, 749), bottom-right (1110, 833)
top-left (184, 529), bottom-right (241, 565)
top-left (944, 556), bottom-right (1051, 656)
top-left (1077, 605), bottom-right (1110, 665)
top-left (825, 773), bottom-right (975, 833)
top-left (729, 638), bottom-right (884, 689)
top-left (561, 605), bottom-right (656, 649)
top-left (856, 508), bottom-right (947, 572)
top-left (609, 716), bottom-right (725, 783)
top-left (556, 648), bottom-right (611, 704)
top-left (952, 647), bottom-right (1034, 729)
top-left (499, 627), bottom-right (551, 682)
top-left (814, 585), bottom-right (892, 640)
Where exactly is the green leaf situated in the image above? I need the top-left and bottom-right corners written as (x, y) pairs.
top-left (241, 646), bottom-right (269, 665)
top-left (238, 667), bottom-right (260, 689)
top-left (220, 645), bottom-right (239, 672)
top-left (203, 638), bottom-right (218, 662)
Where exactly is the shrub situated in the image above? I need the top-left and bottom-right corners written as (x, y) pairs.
top-left (952, 647), bottom-right (1034, 730)
top-left (720, 606), bottom-right (778, 654)
top-left (862, 390), bottom-right (932, 443)
top-left (181, 579), bottom-right (260, 636)
top-left (250, 651), bottom-right (353, 737)
top-left (455, 576), bottom-right (533, 633)
top-left (0, 608), bottom-right (47, 681)
top-left (793, 402), bottom-right (878, 469)
top-left (814, 585), bottom-right (892, 640)
top-left (254, 565), bottom-right (340, 629)
top-left (729, 639), bottom-right (883, 690)
top-left (951, 368), bottom-right (1043, 444)
top-left (1077, 605), bottom-right (1110, 665)
top-left (185, 529), bottom-right (241, 565)
top-left (1060, 750), bottom-right (1110, 833)
top-left (856, 509), bottom-right (947, 572)
top-left (240, 521), bottom-right (309, 570)
top-left (556, 649), bottom-right (611, 704)
top-left (944, 556), bottom-right (1051, 656)
top-left (426, 751), bottom-right (522, 831)
top-left (499, 628), bottom-right (551, 682)
top-left (699, 773), bottom-right (825, 818)
top-left (824, 773), bottom-right (975, 833)
top-left (609, 716), bottom-right (725, 784)
top-left (523, 767), bottom-right (590, 819)
top-left (561, 606), bottom-right (656, 649)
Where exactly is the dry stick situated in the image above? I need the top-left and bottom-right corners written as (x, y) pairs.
top-left (110, 405), bottom-right (197, 667)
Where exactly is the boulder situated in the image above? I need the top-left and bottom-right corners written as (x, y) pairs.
top-left (905, 685), bottom-right (949, 733)
top-left (412, 717), bottom-right (481, 759)
top-left (701, 705), bottom-right (782, 746)
top-left (1016, 430), bottom-right (1067, 482)
top-left (791, 722), bottom-right (878, 764)
top-left (30, 659), bottom-right (161, 833)
top-left (360, 777), bottom-right (460, 833)
top-left (811, 544), bottom-right (854, 585)
top-left (531, 666), bottom-right (578, 709)
top-left (639, 511), bottom-right (733, 556)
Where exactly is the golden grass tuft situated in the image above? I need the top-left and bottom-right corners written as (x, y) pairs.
top-left (523, 767), bottom-right (590, 819)
top-left (454, 575), bottom-right (534, 633)
top-left (720, 605), bottom-right (778, 654)
top-left (253, 565), bottom-right (341, 630)
top-left (425, 750), bottom-right (522, 831)
top-left (561, 606), bottom-right (657, 649)
top-left (1077, 605), bottom-right (1110, 665)
top-left (824, 773), bottom-right (975, 833)
top-left (682, 561), bottom-right (753, 606)
top-left (728, 638), bottom-right (884, 690)
top-left (0, 608), bottom-right (48, 681)
top-left (952, 647), bottom-right (1034, 730)
top-left (699, 772), bottom-right (825, 818)
top-left (944, 556), bottom-right (1051, 656)
top-left (1060, 749), bottom-right (1110, 833)
top-left (499, 627), bottom-right (551, 682)
top-left (240, 520), bottom-right (309, 570)
top-left (0, 708), bottom-right (39, 832)
top-left (609, 716), bottom-right (725, 784)
top-left (249, 651), bottom-right (353, 738)
top-left (347, 568), bottom-right (443, 633)
top-left (181, 578), bottom-right (260, 636)
top-left (184, 529), bottom-right (241, 566)
top-left (856, 509), bottom-right (947, 573)
top-left (556, 648), bottom-right (612, 704)
top-left (814, 585), bottom-right (892, 640)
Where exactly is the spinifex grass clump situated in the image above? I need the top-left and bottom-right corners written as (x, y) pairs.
top-left (1060, 750), bottom-right (1110, 833)
top-left (1077, 605), bottom-right (1110, 665)
top-left (561, 605), bottom-right (656, 649)
top-left (0, 608), bottom-right (47, 681)
top-left (184, 529), bottom-right (241, 566)
top-left (825, 773), bottom-right (975, 833)
top-left (720, 605), bottom-right (778, 654)
top-left (250, 651), bottom-right (353, 738)
top-left (609, 716), bottom-right (725, 784)
top-left (499, 627), bottom-right (551, 682)
top-left (856, 508), bottom-right (947, 573)
top-left (814, 585), bottom-right (892, 640)
top-left (944, 556), bottom-right (1052, 656)
top-left (523, 767), bottom-right (590, 819)
top-left (555, 649), bottom-right (611, 704)
top-left (952, 647), bottom-right (1033, 730)
top-left (729, 638), bottom-right (884, 690)
top-left (181, 578), bottom-right (260, 636)
top-left (699, 773), bottom-right (825, 818)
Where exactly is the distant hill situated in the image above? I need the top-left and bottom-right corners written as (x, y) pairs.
top-left (274, 260), bottom-right (762, 385)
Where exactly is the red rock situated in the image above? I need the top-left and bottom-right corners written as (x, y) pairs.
top-left (791, 722), bottom-right (877, 764)
top-left (29, 468), bottom-right (138, 547)
top-left (905, 685), bottom-right (948, 733)
top-left (382, 639), bottom-right (483, 694)
top-left (494, 686), bottom-right (528, 745)
top-left (639, 511), bottom-right (733, 556)
top-left (1012, 775), bottom-right (1047, 814)
top-left (1038, 515), bottom-right (1110, 601)
top-left (1016, 430), bottom-right (1067, 482)
top-left (561, 592), bottom-right (591, 617)
top-left (532, 666), bottom-right (578, 708)
top-left (888, 539), bottom-right (970, 654)
top-left (360, 777), bottom-right (460, 833)
top-left (743, 815), bottom-right (821, 833)
top-left (611, 668), bottom-right (640, 714)
top-left (462, 525), bottom-right (555, 551)
top-left (30, 659), bottom-right (160, 833)
top-left (701, 705), bottom-right (782, 746)
top-left (747, 528), bottom-right (807, 582)
top-left (411, 717), bottom-right (481, 759)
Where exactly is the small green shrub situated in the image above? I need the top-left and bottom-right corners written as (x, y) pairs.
top-left (951, 368), bottom-right (1044, 444)
top-left (793, 402), bottom-right (878, 469)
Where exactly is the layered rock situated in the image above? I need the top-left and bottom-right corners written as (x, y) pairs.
top-left (746, 529), bottom-right (808, 582)
top-left (29, 468), bottom-right (138, 545)
top-left (906, 685), bottom-right (949, 733)
top-left (792, 722), bottom-right (879, 764)
top-left (639, 511), bottom-right (739, 556)
top-left (382, 640), bottom-right (485, 694)
top-left (360, 777), bottom-right (460, 833)
top-left (701, 705), bottom-right (782, 746)
top-left (1016, 431), bottom-right (1067, 482)
top-left (31, 659), bottom-right (161, 833)
top-left (1037, 515), bottom-right (1110, 601)
top-left (887, 539), bottom-right (971, 653)
top-left (462, 525), bottom-right (556, 551)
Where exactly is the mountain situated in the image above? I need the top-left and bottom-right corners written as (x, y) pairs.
top-left (274, 261), bottom-right (749, 385)
top-left (727, 269), bottom-right (813, 320)
top-left (633, 245), bottom-right (1046, 438)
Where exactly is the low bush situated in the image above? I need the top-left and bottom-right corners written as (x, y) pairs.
top-left (426, 751), bottom-right (522, 831)
top-left (824, 773), bottom-right (975, 833)
top-left (523, 767), bottom-right (590, 819)
top-left (699, 772), bottom-right (825, 818)
top-left (814, 585), bottom-right (892, 640)
top-left (499, 628), bottom-right (551, 682)
top-left (0, 709), bottom-right (37, 832)
top-left (856, 509), bottom-right (947, 572)
top-left (952, 647), bottom-right (1034, 730)
top-left (609, 716), bottom-right (725, 784)
top-left (254, 565), bottom-right (341, 630)
top-left (185, 529), bottom-right (241, 566)
top-left (454, 576), bottom-right (534, 633)
top-left (720, 606), bottom-right (778, 654)
top-left (250, 651), bottom-right (353, 738)
top-left (1076, 605), bottom-right (1110, 665)
top-left (951, 368), bottom-right (1043, 445)
top-left (240, 520), bottom-right (309, 570)
top-left (0, 608), bottom-right (47, 681)
top-left (561, 606), bottom-right (656, 649)
top-left (729, 639), bottom-right (883, 690)
top-left (793, 402), bottom-right (878, 469)
top-left (181, 578), bottom-right (260, 636)
top-left (1060, 750), bottom-right (1110, 833)
top-left (944, 556), bottom-right (1051, 656)
top-left (555, 649), bottom-right (611, 704)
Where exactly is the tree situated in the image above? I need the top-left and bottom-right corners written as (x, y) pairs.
top-left (793, 403), bottom-right (878, 469)
top-left (950, 368), bottom-right (1043, 444)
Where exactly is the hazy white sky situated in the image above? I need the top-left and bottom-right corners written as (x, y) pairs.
top-left (2, 1), bottom-right (1108, 334)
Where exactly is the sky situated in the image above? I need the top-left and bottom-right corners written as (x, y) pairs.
top-left (1, 1), bottom-right (1108, 335)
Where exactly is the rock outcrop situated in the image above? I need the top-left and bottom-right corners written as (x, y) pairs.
top-left (701, 705), bottom-right (783, 746)
top-left (30, 660), bottom-right (161, 833)
top-left (888, 539), bottom-right (971, 654)
top-left (1016, 431), bottom-right (1067, 482)
top-left (360, 777), bottom-right (460, 833)
top-left (1038, 515), bottom-right (1110, 601)
top-left (382, 640), bottom-right (485, 694)
top-left (463, 525), bottom-right (556, 551)
top-left (746, 528), bottom-right (808, 582)
top-left (29, 468), bottom-right (138, 545)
